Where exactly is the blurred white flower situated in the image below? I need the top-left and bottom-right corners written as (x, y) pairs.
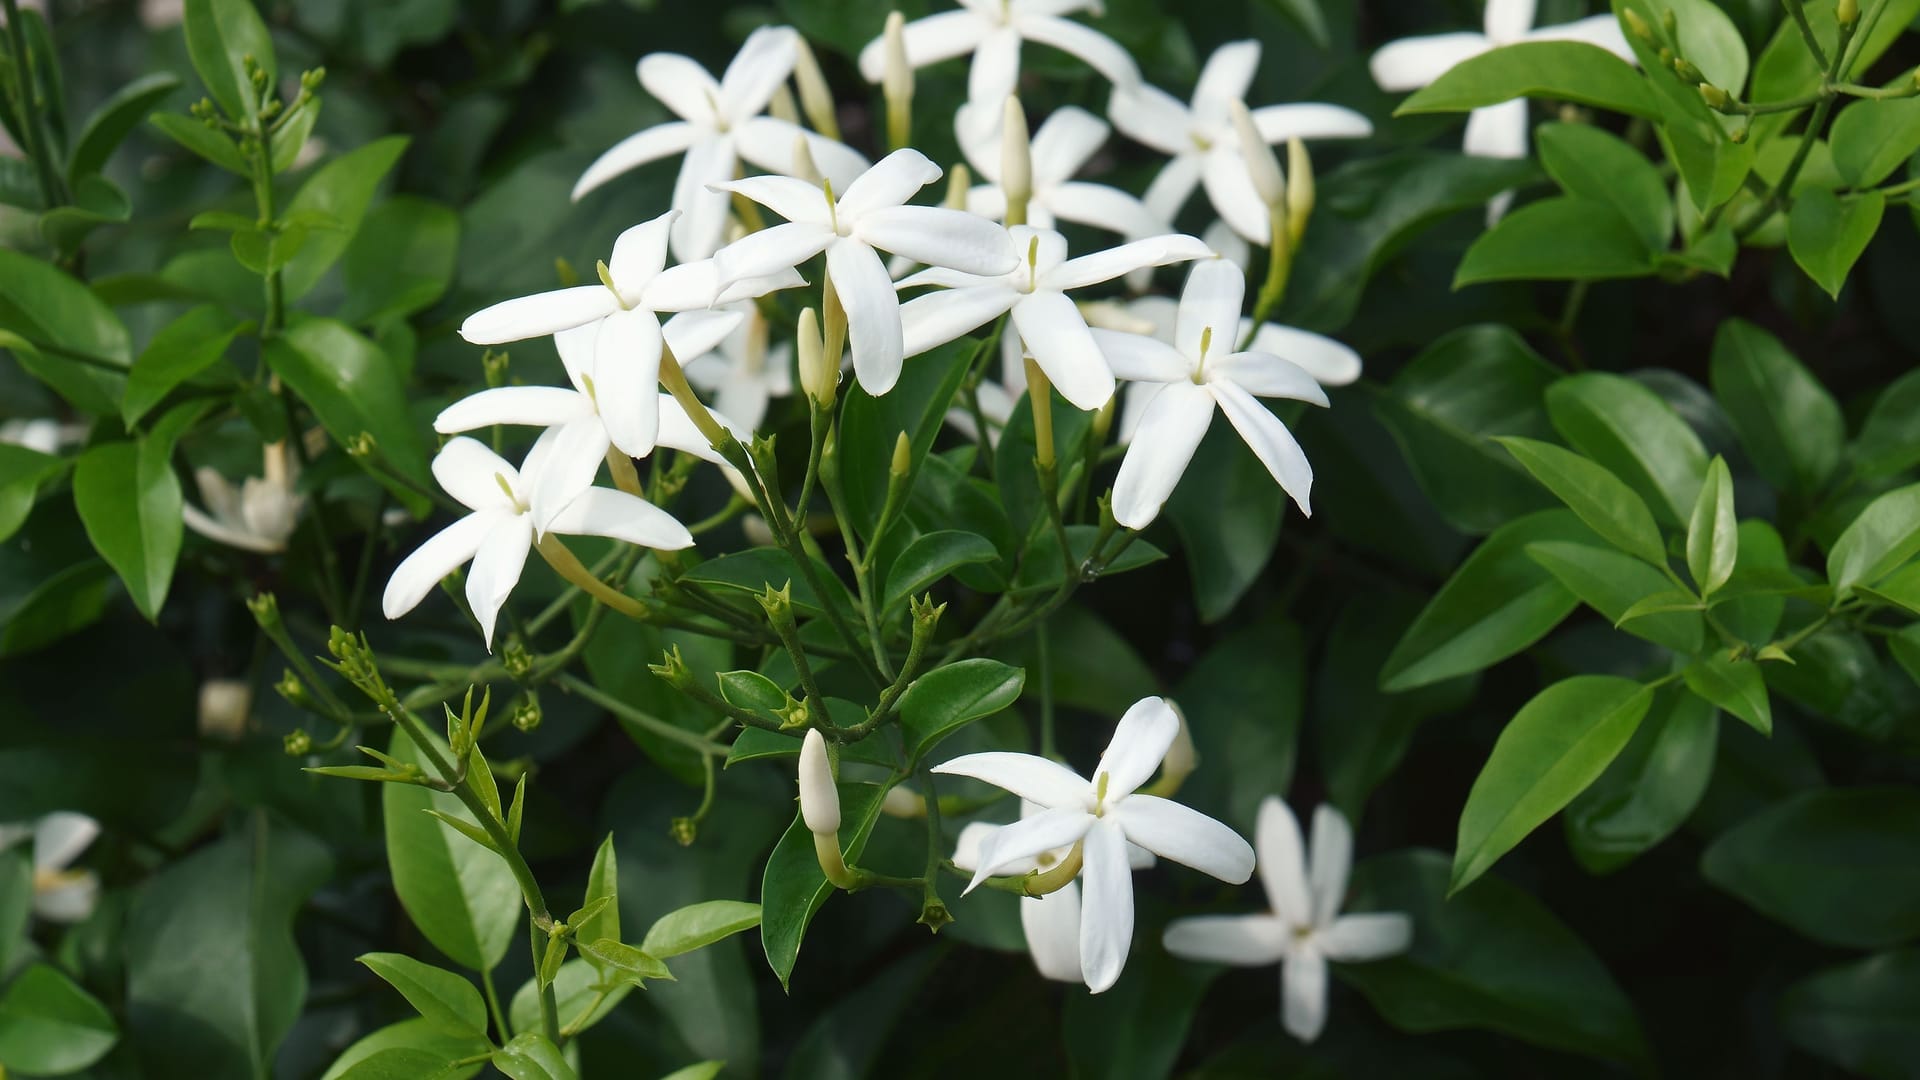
top-left (197, 678), bottom-right (252, 740)
top-left (712, 149), bottom-right (1019, 394)
top-left (574, 26), bottom-right (871, 261)
top-left (956, 105), bottom-right (1166, 243)
top-left (182, 441), bottom-right (305, 554)
top-left (1096, 261), bottom-right (1328, 529)
top-left (1164, 798), bottom-right (1412, 1043)
top-left (1109, 41), bottom-right (1372, 244)
top-left (0, 417), bottom-right (76, 454)
top-left (0, 812), bottom-right (100, 924)
top-left (933, 696), bottom-right (1254, 992)
top-left (681, 301), bottom-right (793, 432)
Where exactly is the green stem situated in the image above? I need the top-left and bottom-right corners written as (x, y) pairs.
top-left (1782, 0), bottom-right (1829, 68)
top-left (0, 0), bottom-right (65, 210)
top-left (553, 673), bottom-right (731, 755)
top-left (481, 966), bottom-right (511, 1043)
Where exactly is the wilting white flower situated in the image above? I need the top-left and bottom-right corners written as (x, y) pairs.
top-left (933, 696), bottom-right (1254, 992)
top-left (955, 105), bottom-right (1166, 243)
top-left (1097, 261), bottom-right (1328, 529)
top-left (182, 441), bottom-right (305, 554)
top-left (798, 729), bottom-right (840, 835)
top-left (382, 436), bottom-right (693, 648)
top-left (0, 812), bottom-right (100, 923)
top-left (712, 149), bottom-right (1020, 394)
top-left (1109, 41), bottom-right (1372, 244)
top-left (951, 801), bottom-right (1154, 983)
top-left (1164, 798), bottom-right (1411, 1043)
top-left (681, 302), bottom-right (793, 432)
top-left (573, 26), bottom-right (870, 260)
top-left (856, 0), bottom-right (1139, 123)
top-left (897, 226), bottom-right (1210, 410)
top-left (1370, 0), bottom-right (1635, 221)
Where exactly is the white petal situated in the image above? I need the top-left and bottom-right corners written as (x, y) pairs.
top-left (547, 486), bottom-right (695, 551)
top-left (1202, 145), bottom-right (1273, 245)
top-left (896, 264), bottom-right (998, 291)
top-left (713, 220), bottom-right (835, 284)
top-left (949, 821), bottom-right (1001, 872)
top-left (1079, 819), bottom-right (1134, 993)
top-left (857, 206), bottom-right (1019, 277)
top-left (183, 502), bottom-right (278, 553)
top-left (1203, 219), bottom-right (1253, 274)
top-left (1282, 947), bottom-right (1330, 1042)
top-left (1485, 0), bottom-right (1537, 43)
top-left (714, 174), bottom-right (834, 225)
top-left (1090, 329), bottom-right (1190, 383)
top-left (837, 148), bottom-right (943, 221)
top-left (555, 323), bottom-right (597, 395)
top-left (1022, 885), bottom-right (1084, 982)
top-left (719, 25), bottom-right (799, 119)
top-left (382, 511), bottom-right (495, 620)
top-left (670, 137), bottom-right (740, 262)
top-left (856, 10), bottom-right (994, 82)
top-left (827, 240), bottom-right (906, 395)
top-left (1463, 98), bottom-right (1529, 160)
top-left (1211, 373), bottom-right (1314, 516)
top-left (1093, 696), bottom-right (1180, 800)
top-left (901, 285), bottom-right (1019, 358)
top-left (1176, 259), bottom-right (1246, 363)
top-left (1307, 804), bottom-right (1353, 929)
top-left (1319, 913), bottom-right (1413, 962)
top-left (966, 806), bottom-right (1096, 892)
top-left (1018, 14), bottom-right (1140, 89)
top-left (638, 52), bottom-right (722, 127)
top-left (1117, 380), bottom-right (1163, 445)
top-left (434, 386), bottom-right (590, 434)
top-left (1525, 14), bottom-right (1635, 61)
top-left (1245, 325), bottom-right (1362, 387)
top-left (1162, 913), bottom-right (1289, 966)
top-left (932, 751), bottom-right (1094, 807)
top-left (572, 122), bottom-right (701, 201)
top-left (1043, 182), bottom-right (1171, 243)
top-left (1208, 351), bottom-right (1329, 406)
top-left (524, 416), bottom-right (612, 533)
top-left (1028, 106), bottom-right (1110, 186)
top-left (609, 214), bottom-right (677, 298)
top-left (1192, 40), bottom-right (1261, 123)
top-left (1369, 32), bottom-right (1491, 92)
top-left (1011, 291), bottom-right (1114, 411)
top-left (1250, 103), bottom-right (1375, 142)
top-left (736, 120), bottom-right (872, 187)
top-left (1113, 794), bottom-right (1255, 882)
top-left (663, 309), bottom-right (745, 363)
top-left (465, 515), bottom-right (534, 649)
top-left (34, 813), bottom-right (99, 872)
top-left (593, 308), bottom-right (665, 458)
top-left (34, 872), bottom-right (99, 923)
top-left (716, 373), bottom-right (772, 432)
top-left (1107, 83), bottom-right (1193, 157)
top-left (967, 25), bottom-right (1024, 107)
top-left (1110, 378), bottom-right (1214, 529)
top-left (433, 437), bottom-right (520, 513)
top-left (657, 392), bottom-right (747, 466)
top-left (1048, 233), bottom-right (1212, 291)
top-left (1256, 795), bottom-right (1313, 928)
top-left (1141, 152), bottom-right (1205, 230)
top-left (460, 287), bottom-right (615, 345)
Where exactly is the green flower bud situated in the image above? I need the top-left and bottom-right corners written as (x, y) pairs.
top-left (247, 591), bottom-right (282, 631)
top-left (284, 729), bottom-right (312, 756)
top-left (512, 698), bottom-right (543, 732)
top-left (1838, 0), bottom-right (1859, 27)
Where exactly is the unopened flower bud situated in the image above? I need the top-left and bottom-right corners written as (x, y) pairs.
top-left (512, 698), bottom-right (542, 732)
top-left (797, 307), bottom-right (834, 407)
top-left (798, 729), bottom-right (840, 835)
top-left (502, 640), bottom-right (534, 678)
top-left (769, 82), bottom-right (800, 125)
top-left (345, 431), bottom-right (377, 459)
top-left (1229, 100), bottom-right (1285, 210)
top-left (882, 785), bottom-right (927, 818)
top-left (1661, 10), bottom-right (1677, 34)
top-left (1622, 8), bottom-right (1653, 42)
top-left (1001, 95), bottom-right (1032, 225)
top-left (284, 729), bottom-right (312, 756)
top-left (883, 12), bottom-right (914, 149)
top-left (275, 669), bottom-right (308, 707)
top-left (792, 37), bottom-right (840, 142)
top-left (670, 817), bottom-right (698, 845)
top-left (944, 162), bottom-right (972, 210)
top-left (890, 431), bottom-right (911, 478)
top-left (789, 133), bottom-right (820, 184)
top-left (1285, 138), bottom-right (1313, 248)
top-left (1672, 56), bottom-right (1704, 85)
top-left (1699, 83), bottom-right (1732, 111)
top-left (649, 645), bottom-right (694, 689)
top-left (1838, 0), bottom-right (1859, 27)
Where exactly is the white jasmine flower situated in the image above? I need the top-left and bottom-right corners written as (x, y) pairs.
top-left (798, 729), bottom-right (839, 835)
top-left (1370, 0), bottom-right (1634, 221)
top-left (933, 696), bottom-right (1254, 992)
top-left (681, 301), bottom-right (793, 432)
top-left (0, 418), bottom-right (64, 454)
top-left (897, 226), bottom-right (1210, 410)
top-left (950, 801), bottom-right (1155, 983)
top-left (573, 26), bottom-right (871, 261)
top-left (855, 1), bottom-right (1140, 119)
top-left (1098, 261), bottom-right (1329, 529)
top-left (1163, 798), bottom-right (1411, 1043)
top-left (956, 105), bottom-right (1167, 243)
top-left (182, 441), bottom-right (305, 554)
top-left (197, 678), bottom-right (252, 740)
top-left (0, 812), bottom-right (101, 924)
top-left (1108, 41), bottom-right (1372, 244)
top-left (382, 436), bottom-right (693, 648)
top-left (711, 149), bottom-right (1021, 394)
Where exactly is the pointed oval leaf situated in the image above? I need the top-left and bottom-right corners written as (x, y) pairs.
top-left (356, 953), bottom-right (487, 1038)
top-left (1546, 372), bottom-right (1708, 527)
top-left (1496, 437), bottom-right (1667, 566)
top-left (1686, 456), bottom-right (1737, 596)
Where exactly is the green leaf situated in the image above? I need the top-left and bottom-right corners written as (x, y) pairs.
top-left (1702, 787), bottom-right (1920, 949)
top-left (0, 444), bottom-right (67, 545)
top-left (657, 1063), bottom-right (726, 1080)
top-left (1455, 196), bottom-right (1656, 285)
top-left (148, 111), bottom-right (249, 175)
top-left (332, 1048), bottom-right (466, 1080)
top-left (839, 337), bottom-right (974, 539)
top-left (1719, 520), bottom-right (1792, 643)
top-left (0, 850), bottom-right (30, 976)
top-left (126, 817), bottom-right (332, 1079)
top-left (717, 670), bottom-right (788, 718)
top-left (1165, 420), bottom-right (1285, 621)
top-left (575, 938), bottom-right (672, 986)
top-left (897, 658), bottom-right (1025, 762)
top-left (1566, 688), bottom-right (1719, 874)
top-left (1524, 541), bottom-right (1703, 653)
top-left (880, 530), bottom-right (998, 614)
top-left (1255, 0), bottom-right (1328, 48)
top-left (641, 900), bottom-right (762, 959)
top-left (1175, 611), bottom-right (1307, 827)
top-left (1009, 526), bottom-right (1165, 594)
top-left (1687, 456), bottom-right (1737, 596)
top-left (1536, 122), bottom-right (1673, 251)
top-left (319, 1018), bottom-right (487, 1080)
top-left (1396, 41), bottom-right (1664, 120)
top-left (1062, 946), bottom-right (1215, 1080)
top-left (492, 1033), bottom-right (579, 1080)
top-left (1859, 563), bottom-right (1920, 616)
top-left (1496, 437), bottom-right (1668, 567)
top-left (1829, 97), bottom-right (1920, 187)
top-left (1452, 675), bottom-right (1654, 894)
top-left (0, 251), bottom-right (131, 415)
top-left (507, 959), bottom-right (631, 1042)
top-left (268, 94), bottom-right (320, 173)
top-left (1374, 324), bottom-right (1560, 535)
top-left (68, 73), bottom-right (181, 182)
top-left (1851, 368), bottom-right (1920, 478)
top-left (1380, 510), bottom-right (1589, 691)
top-left (72, 437), bottom-right (183, 621)
top-left (760, 781), bottom-right (886, 989)
top-left (724, 720), bottom-right (893, 770)
top-left (356, 953), bottom-right (487, 1038)
top-left (1682, 650), bottom-right (1772, 734)
top-left (1342, 850), bottom-right (1649, 1063)
top-left (1788, 187), bottom-right (1884, 299)
top-left (338, 195), bottom-right (460, 325)
top-left (1546, 372), bottom-right (1708, 527)
top-left (680, 548), bottom-right (849, 617)
top-left (576, 835), bottom-right (619, 959)
top-left (123, 304), bottom-right (246, 426)
top-left (383, 729), bottom-right (519, 973)
top-left (183, 0), bottom-right (276, 120)
top-left (265, 314), bottom-right (431, 501)
top-left (1828, 483), bottom-right (1920, 597)
top-left (39, 174), bottom-right (132, 254)
top-left (0, 963), bottom-right (118, 1075)
top-left (1780, 948), bottom-right (1920, 1078)
top-left (280, 136), bottom-right (410, 300)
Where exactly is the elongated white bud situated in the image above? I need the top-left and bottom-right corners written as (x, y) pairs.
top-left (799, 728), bottom-right (840, 835)
top-left (1230, 99), bottom-right (1285, 209)
top-left (790, 133), bottom-right (821, 185)
top-left (1285, 138), bottom-right (1313, 247)
top-left (792, 38), bottom-right (840, 141)
top-left (798, 307), bottom-right (834, 408)
top-left (1001, 95), bottom-right (1032, 226)
top-left (883, 12), bottom-right (914, 149)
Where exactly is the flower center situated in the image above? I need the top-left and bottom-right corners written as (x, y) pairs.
top-left (1093, 771), bottom-right (1110, 816)
top-left (1291, 923), bottom-right (1315, 944)
top-left (494, 471), bottom-right (529, 514)
top-left (1190, 130), bottom-right (1212, 152)
top-left (823, 177), bottom-right (846, 236)
top-left (1022, 233), bottom-right (1040, 293)
top-left (595, 259), bottom-right (631, 311)
top-left (1191, 326), bottom-right (1214, 383)
top-left (580, 372), bottom-right (600, 411)
top-left (707, 88), bottom-right (729, 131)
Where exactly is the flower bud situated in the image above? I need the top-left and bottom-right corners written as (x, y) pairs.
top-left (648, 644), bottom-right (694, 689)
top-left (513, 698), bottom-right (542, 732)
top-left (1285, 138), bottom-right (1314, 248)
top-left (1001, 95), bottom-right (1032, 225)
top-left (284, 729), bottom-right (312, 756)
top-left (1229, 100), bottom-right (1285, 210)
top-left (1622, 8), bottom-right (1653, 42)
top-left (769, 82), bottom-right (800, 125)
top-left (797, 307), bottom-right (835, 407)
top-left (792, 37), bottom-right (840, 142)
top-left (944, 162), bottom-right (972, 210)
top-left (1699, 83), bottom-right (1732, 111)
top-left (798, 729), bottom-right (840, 835)
top-left (882, 785), bottom-right (927, 818)
top-left (1838, 0), bottom-right (1859, 27)
top-left (247, 591), bottom-right (281, 631)
top-left (274, 669), bottom-right (309, 708)
top-left (1671, 56), bottom-right (1704, 85)
top-left (789, 133), bottom-right (820, 185)
top-left (883, 11), bottom-right (914, 149)
top-left (890, 431), bottom-right (911, 478)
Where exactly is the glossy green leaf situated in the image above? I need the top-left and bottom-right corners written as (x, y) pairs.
top-left (0, 963), bottom-right (118, 1075)
top-left (1524, 541), bottom-right (1703, 653)
top-left (1456, 197), bottom-right (1656, 285)
top-left (760, 781), bottom-right (886, 990)
top-left (280, 136), bottom-right (410, 300)
top-left (680, 548), bottom-right (849, 617)
top-left (1496, 437), bottom-right (1668, 566)
top-left (319, 1019), bottom-right (487, 1080)
top-left (880, 530), bottom-right (998, 614)
top-left (382, 729), bottom-right (519, 973)
top-left (507, 959), bottom-right (628, 1042)
top-left (1829, 97), bottom-right (1920, 188)
top-left (1702, 787), bottom-right (1920, 949)
top-left (1851, 368), bottom-right (1920, 478)
top-left (897, 658), bottom-right (1025, 762)
top-left (576, 834), bottom-right (619, 959)
top-left (1566, 689), bottom-right (1718, 874)
top-left (265, 314), bottom-right (431, 498)
top-left (1719, 520), bottom-right (1792, 644)
top-left (641, 900), bottom-right (761, 959)
top-left (1166, 420), bottom-right (1285, 621)
top-left (0, 850), bottom-right (29, 977)
top-left (492, 1033), bottom-right (579, 1080)
top-left (576, 938), bottom-right (671, 986)
top-left (68, 73), bottom-right (181, 181)
top-left (338, 195), bottom-right (460, 325)
top-left (1682, 652), bottom-right (1771, 735)
top-left (72, 437), bottom-right (183, 621)
top-left (1780, 948), bottom-right (1920, 1078)
top-left (1788, 188), bottom-right (1884, 300)
top-left (0, 445), bottom-right (67, 545)
top-left (183, 0), bottom-right (276, 120)
top-left (1536, 122), bottom-right (1673, 251)
top-left (1396, 41), bottom-right (1663, 120)
top-left (1686, 456), bottom-right (1737, 596)
top-left (1827, 482), bottom-right (1920, 597)
top-left (0, 250), bottom-right (131, 415)
top-left (148, 111), bottom-right (249, 174)
top-left (1859, 563), bottom-right (1920, 616)
top-left (123, 303), bottom-right (245, 425)
top-left (356, 953), bottom-right (487, 1038)
top-left (724, 717), bottom-right (893, 770)
top-left (1546, 371), bottom-right (1708, 526)
top-left (1453, 675), bottom-right (1654, 893)
top-left (839, 337), bottom-right (973, 538)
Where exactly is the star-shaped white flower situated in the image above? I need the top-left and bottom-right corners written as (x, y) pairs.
top-left (955, 105), bottom-right (1167, 243)
top-left (1108, 40), bottom-right (1372, 245)
top-left (382, 436), bottom-right (694, 649)
top-left (1370, 0), bottom-right (1635, 221)
top-left (856, 1), bottom-right (1140, 119)
top-left (182, 441), bottom-right (304, 554)
top-left (711, 149), bottom-right (1020, 395)
top-left (897, 225), bottom-right (1210, 411)
top-left (1096, 260), bottom-right (1328, 529)
top-left (950, 800), bottom-right (1155, 984)
top-left (1163, 798), bottom-right (1411, 1043)
top-left (0, 812), bottom-right (100, 924)
top-left (933, 696), bottom-right (1254, 993)
top-left (572, 25), bottom-right (871, 261)
top-left (681, 301), bottom-right (793, 433)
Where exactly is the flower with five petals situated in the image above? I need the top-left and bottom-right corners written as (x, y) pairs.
top-left (955, 105), bottom-right (1168, 244)
top-left (0, 812), bottom-right (101, 924)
